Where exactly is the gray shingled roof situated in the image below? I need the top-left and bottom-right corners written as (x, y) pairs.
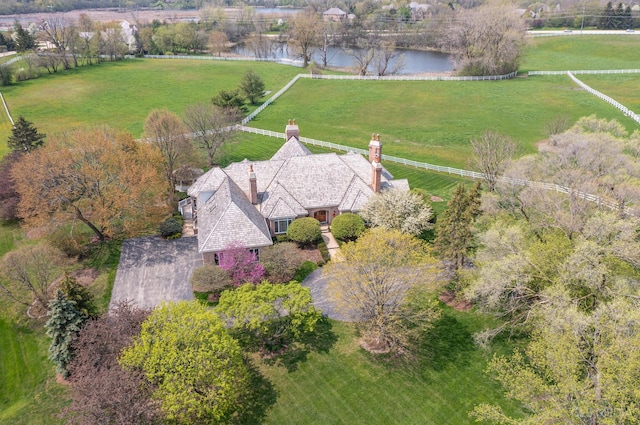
top-left (190, 136), bottom-right (410, 254)
top-left (187, 167), bottom-right (227, 197)
top-left (270, 136), bottom-right (313, 161)
top-left (198, 177), bottom-right (272, 252)
top-left (260, 182), bottom-right (308, 220)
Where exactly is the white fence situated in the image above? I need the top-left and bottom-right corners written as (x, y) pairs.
top-left (529, 69), bottom-right (640, 75)
top-left (567, 71), bottom-right (640, 125)
top-left (241, 74), bottom-right (302, 125)
top-left (237, 125), bottom-right (632, 213)
top-left (0, 92), bottom-right (13, 125)
top-left (298, 71), bottom-right (518, 81)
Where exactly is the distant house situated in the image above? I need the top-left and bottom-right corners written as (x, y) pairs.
top-left (323, 7), bottom-right (348, 22)
top-left (120, 20), bottom-right (137, 52)
top-left (408, 2), bottom-right (431, 21)
top-left (182, 121), bottom-right (409, 264)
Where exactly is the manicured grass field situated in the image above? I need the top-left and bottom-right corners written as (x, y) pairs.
top-left (521, 35), bottom-right (640, 71)
top-left (260, 310), bottom-right (524, 424)
top-left (0, 59), bottom-right (302, 138)
top-left (0, 318), bottom-right (66, 425)
top-left (575, 74), bottom-right (640, 113)
top-left (250, 75), bottom-right (636, 168)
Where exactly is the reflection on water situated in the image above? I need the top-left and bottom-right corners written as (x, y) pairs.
top-left (232, 43), bottom-right (452, 74)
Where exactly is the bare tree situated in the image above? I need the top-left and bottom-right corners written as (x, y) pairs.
top-left (348, 33), bottom-right (380, 76)
top-left (208, 31), bottom-right (229, 57)
top-left (447, 3), bottom-right (527, 76)
top-left (373, 40), bottom-right (405, 76)
top-left (183, 103), bottom-right (237, 167)
top-left (38, 16), bottom-right (75, 70)
top-left (144, 109), bottom-right (192, 192)
top-left (288, 9), bottom-right (322, 67)
top-left (0, 244), bottom-right (69, 312)
top-left (469, 130), bottom-right (517, 192)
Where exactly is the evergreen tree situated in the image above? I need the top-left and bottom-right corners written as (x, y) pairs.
top-left (60, 273), bottom-right (98, 319)
top-left (624, 5), bottom-right (633, 29)
top-left (7, 116), bottom-right (45, 153)
top-left (614, 2), bottom-right (625, 29)
top-left (239, 70), bottom-right (265, 105)
top-left (45, 290), bottom-right (86, 378)
top-left (599, 2), bottom-right (615, 29)
top-left (13, 21), bottom-right (35, 52)
top-left (435, 182), bottom-right (482, 276)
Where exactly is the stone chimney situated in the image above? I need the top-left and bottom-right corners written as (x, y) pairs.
top-left (370, 134), bottom-right (382, 193)
top-left (368, 133), bottom-right (381, 163)
top-left (285, 119), bottom-right (299, 141)
top-left (249, 165), bottom-right (258, 204)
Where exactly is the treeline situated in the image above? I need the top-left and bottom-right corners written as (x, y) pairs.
top-left (0, 0), bottom-right (154, 15)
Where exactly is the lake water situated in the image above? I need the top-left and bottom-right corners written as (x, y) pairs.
top-left (232, 43), bottom-right (453, 74)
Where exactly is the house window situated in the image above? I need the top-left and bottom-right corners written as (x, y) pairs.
top-left (214, 253), bottom-right (220, 265)
top-left (274, 218), bottom-right (293, 234)
top-left (249, 248), bottom-right (260, 261)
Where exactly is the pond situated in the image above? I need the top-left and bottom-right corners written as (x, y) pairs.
top-left (231, 43), bottom-right (453, 74)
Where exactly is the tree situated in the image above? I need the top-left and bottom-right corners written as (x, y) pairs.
top-left (466, 211), bottom-right (640, 343)
top-left (360, 188), bottom-right (434, 236)
top-left (472, 293), bottom-right (640, 424)
top-left (490, 117), bottom-right (640, 235)
top-left (183, 102), bottom-right (237, 167)
top-left (286, 217), bottom-right (321, 247)
top-left (143, 109), bottom-right (192, 193)
top-left (330, 213), bottom-right (366, 242)
top-left (218, 241), bottom-right (266, 286)
top-left (60, 273), bottom-right (98, 320)
top-left (211, 89), bottom-right (247, 113)
top-left (447, 3), bottom-right (527, 75)
top-left (217, 281), bottom-right (322, 353)
top-left (7, 115), bottom-right (46, 153)
top-left (120, 301), bottom-right (250, 425)
top-left (260, 242), bottom-right (305, 283)
top-left (0, 151), bottom-right (22, 221)
top-left (13, 20), bottom-right (35, 52)
top-left (65, 302), bottom-right (161, 425)
top-left (13, 128), bottom-right (169, 241)
top-left (45, 291), bottom-right (86, 378)
top-left (239, 70), bottom-right (265, 105)
top-left (288, 9), bottom-right (322, 67)
top-left (208, 30), bottom-right (229, 56)
top-left (0, 244), bottom-right (68, 313)
top-left (469, 130), bottom-right (517, 192)
top-left (190, 264), bottom-right (233, 294)
top-left (434, 182), bottom-right (481, 274)
top-left (325, 228), bottom-right (441, 355)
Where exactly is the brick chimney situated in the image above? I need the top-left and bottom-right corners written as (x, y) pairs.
top-left (370, 134), bottom-right (382, 193)
top-left (249, 165), bottom-right (258, 204)
top-left (368, 133), bottom-right (381, 163)
top-left (285, 119), bottom-right (299, 141)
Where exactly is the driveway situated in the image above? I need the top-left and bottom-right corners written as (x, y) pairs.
top-left (301, 269), bottom-right (351, 321)
top-left (110, 236), bottom-right (202, 310)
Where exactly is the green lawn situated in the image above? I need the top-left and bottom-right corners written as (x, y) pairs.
top-left (521, 35), bottom-right (640, 71)
top-left (0, 318), bottom-right (66, 425)
top-left (260, 310), bottom-right (524, 425)
top-left (575, 74), bottom-right (640, 113)
top-left (0, 59), bottom-right (302, 138)
top-left (249, 76), bottom-right (636, 168)
top-left (0, 92), bottom-right (12, 158)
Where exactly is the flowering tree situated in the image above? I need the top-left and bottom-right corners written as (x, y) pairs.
top-left (219, 241), bottom-right (265, 286)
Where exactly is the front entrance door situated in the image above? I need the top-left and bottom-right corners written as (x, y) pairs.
top-left (314, 210), bottom-right (328, 224)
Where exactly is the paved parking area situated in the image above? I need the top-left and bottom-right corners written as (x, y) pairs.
top-left (110, 236), bottom-right (202, 310)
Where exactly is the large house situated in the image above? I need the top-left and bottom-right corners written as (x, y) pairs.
top-left (182, 121), bottom-right (409, 264)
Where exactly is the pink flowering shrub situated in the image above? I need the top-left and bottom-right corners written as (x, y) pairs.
top-left (219, 241), bottom-right (265, 286)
